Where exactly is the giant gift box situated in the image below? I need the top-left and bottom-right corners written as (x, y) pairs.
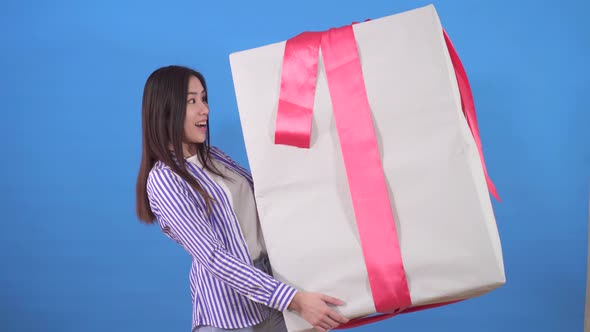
top-left (229, 4), bottom-right (505, 331)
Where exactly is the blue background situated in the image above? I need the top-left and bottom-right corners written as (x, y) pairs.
top-left (1, 0), bottom-right (588, 331)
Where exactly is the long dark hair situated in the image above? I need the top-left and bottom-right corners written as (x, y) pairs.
top-left (136, 65), bottom-right (224, 224)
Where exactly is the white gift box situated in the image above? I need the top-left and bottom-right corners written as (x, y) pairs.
top-left (229, 4), bottom-right (505, 331)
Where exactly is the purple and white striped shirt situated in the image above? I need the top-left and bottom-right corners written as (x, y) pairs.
top-left (146, 147), bottom-right (297, 330)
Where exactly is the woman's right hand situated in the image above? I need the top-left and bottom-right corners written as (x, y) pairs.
top-left (287, 291), bottom-right (350, 332)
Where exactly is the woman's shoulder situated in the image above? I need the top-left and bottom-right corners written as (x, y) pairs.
top-left (210, 145), bottom-right (251, 169)
top-left (146, 160), bottom-right (183, 190)
top-left (209, 145), bottom-right (234, 162)
top-left (209, 146), bottom-right (253, 181)
top-left (148, 160), bottom-right (172, 176)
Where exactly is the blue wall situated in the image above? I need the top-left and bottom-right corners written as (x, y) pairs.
top-left (1, 0), bottom-right (588, 331)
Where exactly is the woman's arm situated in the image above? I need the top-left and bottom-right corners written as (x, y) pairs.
top-left (147, 167), bottom-right (296, 311)
top-left (148, 167), bottom-right (349, 331)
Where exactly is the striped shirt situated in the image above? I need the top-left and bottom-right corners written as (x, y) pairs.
top-left (185, 154), bottom-right (267, 261)
top-left (146, 146), bottom-right (297, 330)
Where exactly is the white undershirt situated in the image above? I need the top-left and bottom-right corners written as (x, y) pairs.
top-left (186, 155), bottom-right (266, 260)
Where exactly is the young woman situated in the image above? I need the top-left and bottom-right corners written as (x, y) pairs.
top-left (136, 65), bottom-right (349, 332)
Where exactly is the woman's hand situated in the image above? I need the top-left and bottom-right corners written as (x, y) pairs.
top-left (287, 291), bottom-right (350, 332)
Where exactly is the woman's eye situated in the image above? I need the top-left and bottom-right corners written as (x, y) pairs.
top-left (187, 98), bottom-right (196, 104)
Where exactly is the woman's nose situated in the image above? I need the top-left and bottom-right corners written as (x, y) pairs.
top-left (200, 103), bottom-right (209, 115)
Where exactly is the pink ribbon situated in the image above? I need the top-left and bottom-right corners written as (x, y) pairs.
top-left (277, 24), bottom-right (413, 314)
top-left (320, 25), bottom-right (411, 313)
top-left (442, 30), bottom-right (500, 201)
top-left (275, 32), bottom-right (322, 148)
top-left (275, 23), bottom-right (499, 327)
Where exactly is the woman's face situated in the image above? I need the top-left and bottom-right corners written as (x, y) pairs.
top-left (184, 75), bottom-right (209, 146)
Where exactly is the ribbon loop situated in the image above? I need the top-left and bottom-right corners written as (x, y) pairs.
top-left (274, 32), bottom-right (322, 148)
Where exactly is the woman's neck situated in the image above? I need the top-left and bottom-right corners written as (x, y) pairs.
top-left (167, 143), bottom-right (198, 158)
top-left (183, 143), bottom-right (198, 158)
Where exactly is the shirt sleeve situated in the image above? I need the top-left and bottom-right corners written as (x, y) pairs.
top-left (146, 167), bottom-right (297, 311)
